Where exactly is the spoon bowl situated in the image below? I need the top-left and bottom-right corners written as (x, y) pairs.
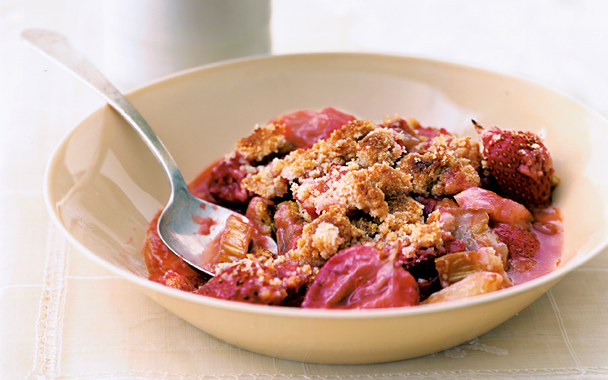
top-left (22, 29), bottom-right (241, 277)
top-left (157, 184), bottom-right (251, 273)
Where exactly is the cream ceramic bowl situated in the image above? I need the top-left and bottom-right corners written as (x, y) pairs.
top-left (45, 53), bottom-right (608, 364)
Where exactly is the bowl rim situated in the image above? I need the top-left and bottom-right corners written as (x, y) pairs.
top-left (44, 51), bottom-right (608, 319)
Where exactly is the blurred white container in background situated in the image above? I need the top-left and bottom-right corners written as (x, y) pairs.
top-left (103, 0), bottom-right (271, 89)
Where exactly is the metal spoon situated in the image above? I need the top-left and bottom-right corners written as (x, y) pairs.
top-left (23, 29), bottom-right (254, 278)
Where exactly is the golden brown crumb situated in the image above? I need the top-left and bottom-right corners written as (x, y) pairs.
top-left (356, 128), bottom-right (406, 167)
top-left (241, 164), bottom-right (289, 199)
top-left (288, 206), bottom-right (360, 266)
top-left (312, 222), bottom-right (343, 256)
top-left (236, 123), bottom-right (289, 162)
top-left (397, 135), bottom-right (481, 196)
top-left (386, 193), bottom-right (424, 218)
top-left (295, 163), bottom-right (412, 220)
top-left (242, 120), bottom-right (377, 198)
top-left (377, 220), bottom-right (444, 256)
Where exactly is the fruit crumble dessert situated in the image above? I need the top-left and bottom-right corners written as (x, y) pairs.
top-left (142, 107), bottom-right (562, 309)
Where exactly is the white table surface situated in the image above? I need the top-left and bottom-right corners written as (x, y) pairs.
top-left (2, 1), bottom-right (608, 379)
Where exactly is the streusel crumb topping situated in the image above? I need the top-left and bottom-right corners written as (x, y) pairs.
top-left (239, 118), bottom-right (484, 267)
top-left (236, 123), bottom-right (289, 162)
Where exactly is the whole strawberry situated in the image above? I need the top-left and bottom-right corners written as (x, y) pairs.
top-left (474, 121), bottom-right (557, 207)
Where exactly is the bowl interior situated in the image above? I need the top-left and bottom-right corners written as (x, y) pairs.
top-left (47, 54), bottom-right (608, 279)
top-left (45, 54), bottom-right (608, 360)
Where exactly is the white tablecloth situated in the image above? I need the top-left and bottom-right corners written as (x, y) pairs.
top-left (2, 1), bottom-right (608, 379)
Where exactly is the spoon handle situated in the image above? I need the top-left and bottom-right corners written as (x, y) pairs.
top-left (21, 29), bottom-right (188, 191)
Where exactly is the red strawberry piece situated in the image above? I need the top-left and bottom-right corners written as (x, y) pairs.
top-left (198, 260), bottom-right (287, 305)
top-left (206, 153), bottom-right (252, 207)
top-left (198, 257), bottom-right (312, 306)
top-left (475, 122), bottom-right (556, 207)
top-left (493, 223), bottom-right (539, 272)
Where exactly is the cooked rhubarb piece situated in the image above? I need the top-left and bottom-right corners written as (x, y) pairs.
top-left (454, 187), bottom-right (532, 226)
top-left (302, 246), bottom-right (419, 309)
top-left (421, 271), bottom-right (505, 304)
top-left (274, 201), bottom-right (306, 256)
top-left (217, 215), bottom-right (253, 263)
top-left (270, 107), bottom-right (356, 149)
top-left (435, 198), bottom-right (510, 267)
top-left (434, 247), bottom-right (512, 288)
top-left (245, 196), bottom-right (276, 236)
top-left (381, 116), bottom-right (424, 151)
